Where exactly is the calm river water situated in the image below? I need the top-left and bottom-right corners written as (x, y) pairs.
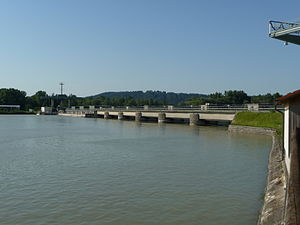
top-left (0, 115), bottom-right (272, 225)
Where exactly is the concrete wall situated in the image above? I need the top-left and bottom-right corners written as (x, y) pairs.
top-left (200, 113), bottom-right (235, 121)
top-left (257, 135), bottom-right (285, 225)
top-left (284, 128), bottom-right (300, 224)
top-left (247, 103), bottom-right (259, 111)
top-left (285, 105), bottom-right (291, 174)
top-left (284, 102), bottom-right (300, 175)
top-left (228, 125), bottom-right (275, 136)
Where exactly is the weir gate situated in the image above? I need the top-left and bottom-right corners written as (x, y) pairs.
top-left (60, 104), bottom-right (281, 125)
top-left (61, 104), bottom-right (281, 126)
top-left (61, 106), bottom-right (246, 126)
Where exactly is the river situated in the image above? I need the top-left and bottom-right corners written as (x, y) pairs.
top-left (0, 115), bottom-right (272, 225)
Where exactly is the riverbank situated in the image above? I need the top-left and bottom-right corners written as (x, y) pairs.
top-left (229, 125), bottom-right (285, 225)
top-left (0, 111), bottom-right (35, 115)
top-left (229, 112), bottom-right (285, 225)
top-left (258, 135), bottom-right (285, 225)
top-left (231, 112), bottom-right (282, 134)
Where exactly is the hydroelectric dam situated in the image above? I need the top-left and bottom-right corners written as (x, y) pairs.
top-left (60, 106), bottom-right (238, 126)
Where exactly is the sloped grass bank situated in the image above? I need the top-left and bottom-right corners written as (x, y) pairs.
top-left (231, 112), bottom-right (283, 134)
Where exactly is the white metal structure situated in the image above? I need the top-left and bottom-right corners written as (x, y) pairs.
top-left (269, 20), bottom-right (300, 45)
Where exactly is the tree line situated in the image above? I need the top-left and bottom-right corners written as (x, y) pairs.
top-left (0, 88), bottom-right (282, 111)
top-left (182, 90), bottom-right (281, 106)
top-left (0, 88), bottom-right (164, 111)
top-left (0, 89), bottom-right (50, 110)
top-left (95, 91), bottom-right (207, 105)
top-left (75, 96), bottom-right (164, 107)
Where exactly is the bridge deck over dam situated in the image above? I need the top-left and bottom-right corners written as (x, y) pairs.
top-left (62, 108), bottom-right (237, 126)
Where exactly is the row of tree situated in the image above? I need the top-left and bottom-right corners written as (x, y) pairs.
top-left (95, 91), bottom-right (207, 105)
top-left (182, 91), bottom-right (281, 106)
top-left (0, 89), bottom-right (50, 110)
top-left (75, 96), bottom-right (164, 107)
top-left (0, 88), bottom-right (283, 111)
top-left (0, 88), bottom-right (165, 110)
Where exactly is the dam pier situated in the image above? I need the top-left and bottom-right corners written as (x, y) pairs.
top-left (60, 106), bottom-right (238, 126)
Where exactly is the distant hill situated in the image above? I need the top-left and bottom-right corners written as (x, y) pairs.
top-left (91, 91), bottom-right (207, 105)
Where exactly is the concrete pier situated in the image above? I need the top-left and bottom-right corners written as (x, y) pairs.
top-left (189, 113), bottom-right (199, 126)
top-left (118, 112), bottom-right (124, 120)
top-left (104, 111), bottom-right (109, 119)
top-left (135, 112), bottom-right (142, 122)
top-left (158, 112), bottom-right (166, 123)
top-left (63, 107), bottom-right (236, 126)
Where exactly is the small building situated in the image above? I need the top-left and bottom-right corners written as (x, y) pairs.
top-left (0, 105), bottom-right (20, 110)
top-left (41, 107), bottom-right (54, 115)
top-left (277, 89), bottom-right (300, 174)
top-left (167, 105), bottom-right (174, 110)
top-left (247, 103), bottom-right (259, 111)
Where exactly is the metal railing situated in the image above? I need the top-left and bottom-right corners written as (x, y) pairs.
top-left (65, 104), bottom-right (284, 113)
top-left (269, 20), bottom-right (300, 37)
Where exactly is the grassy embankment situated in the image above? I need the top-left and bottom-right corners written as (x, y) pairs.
top-left (231, 112), bottom-right (283, 135)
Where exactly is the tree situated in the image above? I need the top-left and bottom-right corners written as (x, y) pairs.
top-left (0, 88), bottom-right (27, 109)
top-left (224, 90), bottom-right (250, 104)
top-left (30, 91), bottom-right (48, 108)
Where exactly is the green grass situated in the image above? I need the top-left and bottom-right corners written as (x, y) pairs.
top-left (231, 112), bottom-right (283, 134)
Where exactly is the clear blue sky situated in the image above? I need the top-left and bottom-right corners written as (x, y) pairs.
top-left (0, 0), bottom-right (299, 96)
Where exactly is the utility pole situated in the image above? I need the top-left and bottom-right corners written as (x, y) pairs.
top-left (59, 82), bottom-right (64, 95)
top-left (59, 82), bottom-right (64, 109)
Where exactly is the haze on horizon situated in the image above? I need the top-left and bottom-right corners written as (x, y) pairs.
top-left (0, 0), bottom-right (299, 97)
